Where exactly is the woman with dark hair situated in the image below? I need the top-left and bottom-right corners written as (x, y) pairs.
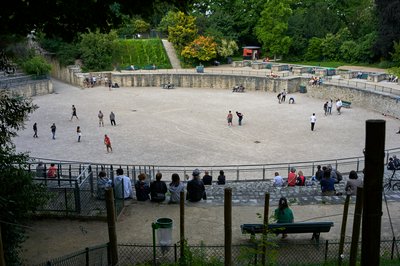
top-left (217, 170), bottom-right (226, 185)
top-left (274, 197), bottom-right (294, 238)
top-left (320, 169), bottom-right (335, 196)
top-left (345, 170), bottom-right (363, 196)
top-left (168, 173), bottom-right (185, 204)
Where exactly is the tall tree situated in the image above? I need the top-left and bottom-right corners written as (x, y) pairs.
top-left (0, 90), bottom-right (49, 265)
top-left (167, 11), bottom-right (198, 52)
top-left (255, 0), bottom-right (293, 60)
top-left (374, 0), bottom-right (400, 59)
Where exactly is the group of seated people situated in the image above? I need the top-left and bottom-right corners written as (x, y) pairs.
top-left (388, 74), bottom-right (399, 83)
top-left (309, 76), bottom-right (322, 86)
top-left (356, 71), bottom-right (365, 79)
top-left (273, 165), bottom-right (363, 196)
top-left (269, 72), bottom-right (279, 78)
top-left (97, 168), bottom-right (226, 203)
top-left (232, 84), bottom-right (245, 92)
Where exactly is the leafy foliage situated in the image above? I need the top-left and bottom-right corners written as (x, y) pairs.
top-left (255, 0), bottom-right (293, 59)
top-left (181, 36), bottom-right (217, 62)
top-left (390, 41), bottom-right (400, 65)
top-left (0, 91), bottom-right (49, 265)
top-left (217, 39), bottom-right (239, 58)
top-left (79, 30), bottom-right (118, 71)
top-left (117, 16), bottom-right (151, 38)
top-left (167, 11), bottom-right (198, 52)
top-left (20, 55), bottom-right (51, 76)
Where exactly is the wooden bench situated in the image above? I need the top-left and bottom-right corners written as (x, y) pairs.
top-left (241, 222), bottom-right (334, 244)
top-left (342, 101), bottom-right (351, 108)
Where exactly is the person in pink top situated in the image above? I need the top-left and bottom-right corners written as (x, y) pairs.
top-left (288, 168), bottom-right (297, 186)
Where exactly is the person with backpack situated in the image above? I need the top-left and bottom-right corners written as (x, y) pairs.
top-left (393, 155), bottom-right (400, 170)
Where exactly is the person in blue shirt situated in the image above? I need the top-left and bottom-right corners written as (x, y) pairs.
top-left (320, 170), bottom-right (335, 196)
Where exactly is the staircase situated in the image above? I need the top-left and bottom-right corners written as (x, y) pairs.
top-left (161, 39), bottom-right (181, 69)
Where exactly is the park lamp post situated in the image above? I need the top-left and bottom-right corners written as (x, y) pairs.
top-left (152, 218), bottom-right (173, 265)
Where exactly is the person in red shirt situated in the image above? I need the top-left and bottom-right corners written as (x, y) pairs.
top-left (288, 168), bottom-right (297, 186)
top-left (47, 163), bottom-right (57, 178)
top-left (227, 111), bottom-right (233, 126)
top-left (296, 170), bottom-right (306, 186)
top-left (104, 134), bottom-right (112, 153)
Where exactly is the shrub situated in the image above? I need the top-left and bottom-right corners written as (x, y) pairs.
top-left (21, 55), bottom-right (51, 75)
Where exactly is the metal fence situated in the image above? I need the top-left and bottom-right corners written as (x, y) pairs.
top-left (30, 147), bottom-right (400, 183)
top-left (28, 162), bottom-right (125, 218)
top-left (324, 76), bottom-right (400, 96)
top-left (35, 239), bottom-right (400, 266)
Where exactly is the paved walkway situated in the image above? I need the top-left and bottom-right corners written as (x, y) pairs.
top-left (162, 39), bottom-right (181, 69)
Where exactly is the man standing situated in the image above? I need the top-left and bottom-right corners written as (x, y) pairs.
top-left (98, 111), bottom-right (104, 127)
top-left (227, 111), bottom-right (233, 126)
top-left (50, 123), bottom-right (56, 139)
top-left (186, 169), bottom-right (206, 202)
top-left (327, 99), bottom-right (333, 114)
top-left (310, 113), bottom-right (317, 131)
top-left (236, 111), bottom-right (244, 126)
top-left (33, 122), bottom-right (38, 138)
top-left (114, 168), bottom-right (133, 199)
top-left (281, 89), bottom-right (287, 102)
top-left (336, 99), bottom-right (343, 115)
top-left (104, 134), bottom-right (112, 153)
top-left (70, 105), bottom-right (79, 120)
top-left (110, 111), bottom-right (116, 126)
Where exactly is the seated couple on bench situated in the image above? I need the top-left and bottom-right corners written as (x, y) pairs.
top-left (233, 84), bottom-right (245, 92)
top-left (162, 82), bottom-right (175, 89)
top-left (241, 197), bottom-right (333, 244)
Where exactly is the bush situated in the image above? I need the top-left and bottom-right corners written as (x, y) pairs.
top-left (21, 55), bottom-right (51, 75)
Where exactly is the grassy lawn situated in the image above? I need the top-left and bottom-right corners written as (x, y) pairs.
top-left (281, 61), bottom-right (383, 69)
top-left (113, 38), bottom-right (172, 69)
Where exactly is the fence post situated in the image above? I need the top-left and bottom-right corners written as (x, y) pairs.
top-left (105, 188), bottom-right (118, 265)
top-left (180, 190), bottom-right (185, 263)
top-left (356, 158), bottom-right (360, 172)
top-left (262, 166), bottom-right (265, 181)
top-left (324, 240), bottom-right (329, 262)
top-left (261, 193), bottom-right (270, 266)
top-left (174, 243), bottom-right (177, 262)
top-left (338, 195), bottom-right (350, 265)
top-left (69, 164), bottom-right (72, 186)
top-left (236, 167), bottom-right (239, 181)
top-left (57, 164), bottom-right (61, 187)
top-left (74, 181), bottom-right (81, 214)
top-left (64, 188), bottom-right (68, 215)
top-left (85, 247), bottom-right (89, 266)
top-left (89, 165), bottom-right (94, 196)
top-left (361, 120), bottom-right (385, 266)
top-left (391, 237), bottom-right (395, 260)
top-left (224, 188), bottom-right (232, 266)
top-left (349, 187), bottom-right (363, 266)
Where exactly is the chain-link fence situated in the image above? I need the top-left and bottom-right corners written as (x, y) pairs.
top-left (35, 239), bottom-right (400, 266)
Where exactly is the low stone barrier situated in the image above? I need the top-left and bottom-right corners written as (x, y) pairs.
top-left (7, 79), bottom-right (53, 97)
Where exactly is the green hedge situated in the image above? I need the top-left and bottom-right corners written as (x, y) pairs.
top-left (113, 38), bottom-right (172, 69)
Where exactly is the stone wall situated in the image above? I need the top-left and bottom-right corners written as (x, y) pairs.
top-left (307, 83), bottom-right (400, 118)
top-left (111, 73), bottom-right (303, 93)
top-left (48, 61), bottom-right (400, 118)
top-left (8, 79), bottom-right (53, 97)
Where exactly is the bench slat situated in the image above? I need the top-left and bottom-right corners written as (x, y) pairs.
top-left (241, 222), bottom-right (334, 235)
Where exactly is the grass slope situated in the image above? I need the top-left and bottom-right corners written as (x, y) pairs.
top-left (113, 39), bottom-right (172, 69)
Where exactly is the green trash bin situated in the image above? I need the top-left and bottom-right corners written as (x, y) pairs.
top-left (196, 66), bottom-right (204, 73)
top-left (299, 85), bottom-right (307, 93)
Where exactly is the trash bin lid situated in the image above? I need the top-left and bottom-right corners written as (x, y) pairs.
top-left (156, 218), bottom-right (173, 228)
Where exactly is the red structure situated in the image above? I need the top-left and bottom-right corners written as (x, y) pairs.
top-left (242, 46), bottom-right (261, 60)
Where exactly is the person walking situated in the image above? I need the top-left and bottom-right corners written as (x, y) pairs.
top-left (310, 113), bottom-right (316, 131)
top-left (227, 111), bottom-right (233, 126)
top-left (70, 105), bottom-right (79, 120)
top-left (336, 99), bottom-right (343, 115)
top-left (110, 111), bottom-right (116, 126)
top-left (98, 111), bottom-right (104, 127)
top-left (50, 123), bottom-right (56, 139)
top-left (327, 99), bottom-right (333, 115)
top-left (236, 111), bottom-right (244, 126)
top-left (33, 122), bottom-right (38, 138)
top-left (76, 126), bottom-right (82, 142)
top-left (281, 89), bottom-right (287, 102)
top-left (104, 134), bottom-right (112, 153)
top-left (323, 101), bottom-right (328, 116)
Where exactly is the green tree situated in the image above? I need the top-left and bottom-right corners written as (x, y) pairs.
top-left (21, 55), bottom-right (51, 76)
top-left (390, 40), bottom-right (400, 65)
top-left (167, 11), bottom-right (198, 52)
top-left (79, 30), bottom-right (118, 71)
top-left (181, 35), bottom-right (217, 62)
top-left (255, 0), bottom-right (293, 60)
top-left (117, 16), bottom-right (151, 38)
top-left (0, 90), bottom-right (49, 265)
top-left (217, 39), bottom-right (239, 59)
top-left (305, 37), bottom-right (323, 61)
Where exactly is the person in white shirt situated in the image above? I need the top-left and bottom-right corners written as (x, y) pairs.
top-left (336, 99), bottom-right (343, 115)
top-left (273, 172), bottom-right (284, 187)
top-left (310, 113), bottom-right (317, 131)
top-left (114, 168), bottom-right (133, 199)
